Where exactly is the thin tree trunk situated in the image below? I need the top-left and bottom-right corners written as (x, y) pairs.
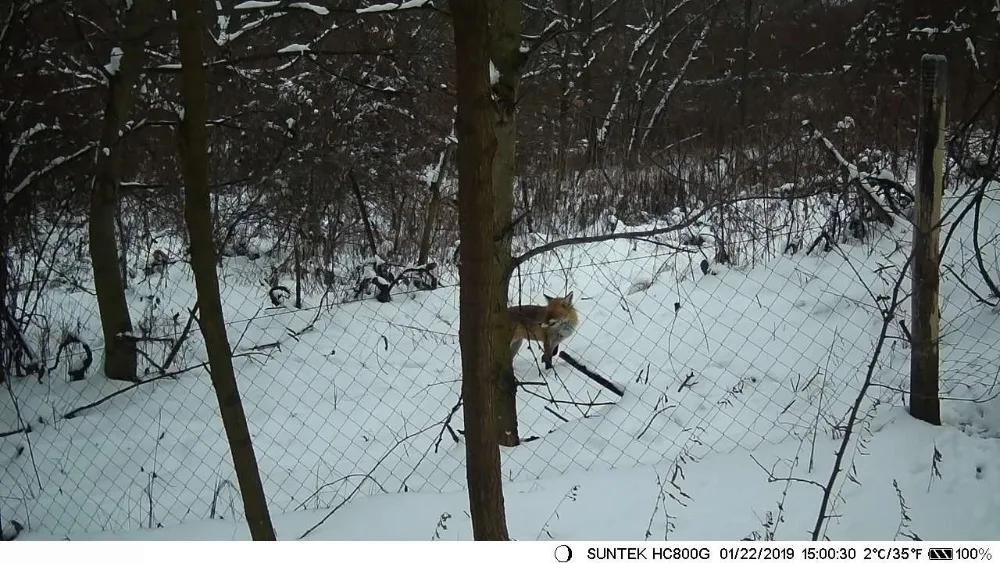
top-left (348, 168), bottom-right (379, 258)
top-left (489, 0), bottom-right (522, 448)
top-left (582, 0), bottom-right (599, 167)
top-left (417, 143), bottom-right (453, 266)
top-left (0, 130), bottom-right (8, 386)
top-left (451, 0), bottom-right (511, 541)
top-left (173, 0), bottom-right (277, 541)
top-left (555, 0), bottom-right (574, 182)
top-left (294, 231), bottom-right (302, 309)
top-left (88, 0), bottom-right (151, 382)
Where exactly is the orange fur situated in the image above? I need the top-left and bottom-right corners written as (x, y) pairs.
top-left (508, 292), bottom-right (579, 369)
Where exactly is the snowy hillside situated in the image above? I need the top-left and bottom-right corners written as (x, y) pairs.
top-left (3, 181), bottom-right (1000, 541)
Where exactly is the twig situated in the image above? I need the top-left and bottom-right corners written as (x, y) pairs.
top-left (943, 264), bottom-right (998, 306)
top-left (0, 425), bottom-right (31, 439)
top-left (3, 379), bottom-right (41, 489)
top-left (636, 400), bottom-right (676, 441)
top-left (294, 474), bottom-right (389, 511)
top-left (811, 254), bottom-right (913, 540)
top-left (62, 372), bottom-right (178, 419)
top-left (543, 405), bottom-right (569, 423)
top-left (520, 386), bottom-right (616, 407)
top-left (298, 421), bottom-right (442, 539)
top-left (750, 453), bottom-right (825, 490)
top-left (160, 303), bottom-right (200, 373)
top-left (433, 395), bottom-right (463, 454)
top-left (970, 181), bottom-right (1000, 297)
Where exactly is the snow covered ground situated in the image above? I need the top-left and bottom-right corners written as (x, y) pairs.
top-left (18, 407), bottom-right (1000, 541)
top-left (3, 182), bottom-right (1000, 541)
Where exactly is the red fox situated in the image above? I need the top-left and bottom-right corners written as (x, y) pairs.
top-left (508, 292), bottom-right (579, 370)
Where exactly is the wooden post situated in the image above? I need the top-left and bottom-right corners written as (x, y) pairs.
top-left (909, 54), bottom-right (947, 426)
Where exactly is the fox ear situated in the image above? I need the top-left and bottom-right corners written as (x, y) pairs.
top-left (543, 293), bottom-right (554, 301)
top-left (566, 291), bottom-right (574, 304)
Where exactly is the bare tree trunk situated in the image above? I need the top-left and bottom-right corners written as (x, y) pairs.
top-left (581, 0), bottom-right (599, 167)
top-left (294, 231), bottom-right (303, 309)
top-left (348, 169), bottom-right (379, 258)
top-left (173, 0), bottom-right (277, 541)
top-left (450, 0), bottom-right (511, 541)
top-left (555, 0), bottom-right (575, 182)
top-left (88, 0), bottom-right (151, 382)
top-left (417, 143), bottom-right (453, 266)
top-left (0, 130), bottom-right (8, 386)
top-left (489, 0), bottom-right (522, 448)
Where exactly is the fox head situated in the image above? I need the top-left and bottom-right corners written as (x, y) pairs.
top-left (541, 291), bottom-right (576, 325)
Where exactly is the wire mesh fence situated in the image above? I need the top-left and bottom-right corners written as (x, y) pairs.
top-left (3, 178), bottom-right (1000, 539)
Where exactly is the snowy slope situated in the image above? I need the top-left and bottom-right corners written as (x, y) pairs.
top-left (3, 182), bottom-right (999, 540)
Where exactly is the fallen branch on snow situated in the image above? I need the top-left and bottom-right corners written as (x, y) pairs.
top-left (558, 351), bottom-right (625, 397)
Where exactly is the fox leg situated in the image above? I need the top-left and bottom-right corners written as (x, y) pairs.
top-left (542, 337), bottom-right (555, 370)
top-left (510, 338), bottom-right (523, 359)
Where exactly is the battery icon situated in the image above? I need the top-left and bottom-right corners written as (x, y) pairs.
top-left (929, 548), bottom-right (955, 561)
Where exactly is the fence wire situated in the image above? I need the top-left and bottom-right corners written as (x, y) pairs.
top-left (3, 182), bottom-right (1000, 539)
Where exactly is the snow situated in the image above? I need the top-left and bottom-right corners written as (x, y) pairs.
top-left (966, 38), bottom-right (980, 70)
top-left (3, 172), bottom-right (1000, 541)
top-left (489, 61), bottom-right (500, 86)
top-left (5, 144), bottom-right (95, 204)
top-left (234, 1), bottom-right (329, 15)
top-left (289, 3), bottom-right (330, 15)
top-left (234, 1), bottom-right (282, 9)
top-left (104, 47), bottom-right (124, 76)
top-left (356, 0), bottom-right (430, 14)
top-left (14, 411), bottom-right (1000, 541)
top-left (277, 44), bottom-right (311, 54)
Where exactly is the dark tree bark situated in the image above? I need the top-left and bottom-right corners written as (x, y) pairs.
top-left (450, 0), bottom-right (511, 541)
top-left (348, 169), bottom-right (379, 258)
top-left (0, 131), bottom-right (8, 386)
top-left (488, 0), bottom-right (522, 448)
top-left (173, 0), bottom-right (277, 541)
top-left (88, 0), bottom-right (152, 382)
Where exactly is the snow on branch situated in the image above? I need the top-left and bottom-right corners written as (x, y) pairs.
top-left (5, 144), bottom-right (96, 205)
top-left (638, 17), bottom-right (711, 149)
top-left (234, 1), bottom-right (330, 15)
top-left (150, 45), bottom-right (387, 72)
top-left (801, 120), bottom-right (897, 226)
top-left (277, 43), bottom-right (310, 54)
top-left (288, 2), bottom-right (329, 14)
top-left (234, 0), bottom-right (280, 8)
top-left (104, 46), bottom-right (124, 75)
top-left (7, 123), bottom-right (60, 171)
top-left (356, 0), bottom-right (431, 13)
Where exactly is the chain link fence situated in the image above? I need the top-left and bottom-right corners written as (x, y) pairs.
top-left (3, 176), bottom-right (1000, 539)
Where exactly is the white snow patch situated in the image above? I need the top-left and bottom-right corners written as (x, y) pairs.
top-left (357, 0), bottom-right (429, 13)
top-left (278, 44), bottom-right (311, 54)
top-left (289, 2), bottom-right (329, 15)
top-left (234, 0), bottom-right (281, 9)
top-left (965, 37), bottom-right (980, 70)
top-left (104, 47), bottom-right (124, 75)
